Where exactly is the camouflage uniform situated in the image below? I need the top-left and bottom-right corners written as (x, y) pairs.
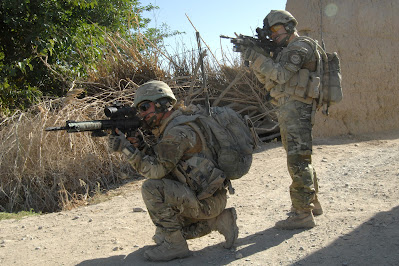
top-left (123, 107), bottom-right (228, 234)
top-left (250, 37), bottom-right (320, 212)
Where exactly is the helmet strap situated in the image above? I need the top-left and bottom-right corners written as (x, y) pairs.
top-left (154, 98), bottom-right (173, 114)
top-left (275, 33), bottom-right (291, 47)
top-left (276, 22), bottom-right (296, 47)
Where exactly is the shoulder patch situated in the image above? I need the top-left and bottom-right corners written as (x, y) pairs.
top-left (289, 53), bottom-right (302, 65)
top-left (288, 50), bottom-right (305, 66)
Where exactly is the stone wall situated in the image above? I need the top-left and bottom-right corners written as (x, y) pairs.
top-left (286, 0), bottom-right (399, 137)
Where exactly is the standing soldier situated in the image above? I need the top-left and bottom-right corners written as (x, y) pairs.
top-left (239, 10), bottom-right (323, 229)
top-left (108, 80), bottom-right (238, 261)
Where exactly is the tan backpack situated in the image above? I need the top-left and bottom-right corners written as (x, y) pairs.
top-left (298, 36), bottom-right (343, 114)
top-left (165, 105), bottom-right (255, 180)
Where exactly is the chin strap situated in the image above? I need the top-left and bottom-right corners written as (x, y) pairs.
top-left (275, 33), bottom-right (292, 47)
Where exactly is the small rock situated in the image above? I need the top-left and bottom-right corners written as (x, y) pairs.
top-left (72, 216), bottom-right (80, 220)
top-left (88, 218), bottom-right (93, 222)
top-left (133, 207), bottom-right (146, 212)
top-left (235, 252), bottom-right (243, 259)
top-left (299, 247), bottom-right (305, 251)
top-left (38, 226), bottom-right (43, 230)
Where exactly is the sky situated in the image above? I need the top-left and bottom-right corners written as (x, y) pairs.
top-left (142, 0), bottom-right (287, 62)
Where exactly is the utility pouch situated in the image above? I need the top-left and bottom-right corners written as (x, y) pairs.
top-left (295, 69), bottom-right (310, 98)
top-left (181, 156), bottom-right (226, 200)
top-left (286, 69), bottom-right (310, 98)
top-left (307, 72), bottom-right (321, 99)
top-left (197, 168), bottom-right (226, 200)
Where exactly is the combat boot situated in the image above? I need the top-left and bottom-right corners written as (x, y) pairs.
top-left (312, 198), bottom-right (323, 216)
top-left (275, 210), bottom-right (315, 230)
top-left (144, 230), bottom-right (190, 261)
top-left (152, 227), bottom-right (165, 245)
top-left (207, 207), bottom-right (239, 248)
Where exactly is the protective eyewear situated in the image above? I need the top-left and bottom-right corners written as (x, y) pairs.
top-left (138, 101), bottom-right (151, 112)
top-left (270, 24), bottom-right (284, 33)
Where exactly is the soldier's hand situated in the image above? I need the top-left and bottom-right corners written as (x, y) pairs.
top-left (241, 46), bottom-right (259, 62)
top-left (127, 131), bottom-right (144, 149)
top-left (232, 36), bottom-right (254, 52)
top-left (108, 129), bottom-right (133, 152)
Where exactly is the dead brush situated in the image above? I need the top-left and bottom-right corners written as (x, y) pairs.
top-left (0, 95), bottom-right (140, 213)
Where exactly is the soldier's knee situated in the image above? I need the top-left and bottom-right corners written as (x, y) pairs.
top-left (141, 179), bottom-right (163, 197)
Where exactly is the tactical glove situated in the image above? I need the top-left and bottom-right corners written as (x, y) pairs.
top-left (241, 46), bottom-right (259, 62)
top-left (232, 36), bottom-right (254, 52)
top-left (108, 130), bottom-right (134, 152)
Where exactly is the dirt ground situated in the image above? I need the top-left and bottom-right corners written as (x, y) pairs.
top-left (1, 131), bottom-right (399, 266)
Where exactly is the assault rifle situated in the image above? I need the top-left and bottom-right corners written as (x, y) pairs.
top-left (45, 101), bottom-right (141, 137)
top-left (220, 27), bottom-right (278, 54)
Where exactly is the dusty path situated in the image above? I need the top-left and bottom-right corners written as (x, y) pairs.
top-left (1, 131), bottom-right (399, 266)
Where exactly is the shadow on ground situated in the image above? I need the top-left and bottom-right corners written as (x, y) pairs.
top-left (77, 206), bottom-right (399, 265)
top-left (77, 226), bottom-right (298, 266)
top-left (295, 205), bottom-right (399, 266)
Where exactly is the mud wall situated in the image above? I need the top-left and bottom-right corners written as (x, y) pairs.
top-left (286, 0), bottom-right (399, 137)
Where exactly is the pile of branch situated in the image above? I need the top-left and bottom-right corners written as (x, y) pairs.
top-left (164, 69), bottom-right (279, 142)
top-left (80, 32), bottom-right (280, 142)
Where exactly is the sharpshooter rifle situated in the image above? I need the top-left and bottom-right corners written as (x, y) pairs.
top-left (45, 101), bottom-right (141, 137)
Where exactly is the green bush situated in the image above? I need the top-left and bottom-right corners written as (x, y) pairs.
top-left (0, 0), bottom-right (172, 112)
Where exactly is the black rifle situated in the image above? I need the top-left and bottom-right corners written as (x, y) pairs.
top-left (45, 101), bottom-right (141, 137)
top-left (220, 27), bottom-right (278, 54)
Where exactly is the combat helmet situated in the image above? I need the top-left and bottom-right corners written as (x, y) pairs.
top-left (262, 10), bottom-right (298, 47)
top-left (133, 80), bottom-right (177, 107)
top-left (264, 10), bottom-right (297, 28)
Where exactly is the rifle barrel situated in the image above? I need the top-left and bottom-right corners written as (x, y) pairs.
top-left (45, 126), bottom-right (67, 131)
top-left (220, 35), bottom-right (234, 39)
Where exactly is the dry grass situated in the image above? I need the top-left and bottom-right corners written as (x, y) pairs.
top-left (0, 95), bottom-right (140, 213)
top-left (0, 31), bottom-right (278, 213)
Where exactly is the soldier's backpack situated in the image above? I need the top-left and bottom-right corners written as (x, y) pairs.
top-left (165, 105), bottom-right (255, 180)
top-left (318, 48), bottom-right (343, 114)
top-left (298, 37), bottom-right (343, 114)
